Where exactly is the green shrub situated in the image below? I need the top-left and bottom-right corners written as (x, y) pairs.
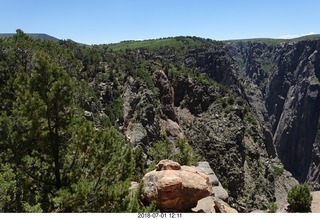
top-left (227, 95), bottom-right (235, 105)
top-left (267, 202), bottom-right (278, 213)
top-left (180, 100), bottom-right (186, 109)
top-left (244, 127), bottom-right (252, 136)
top-left (148, 135), bottom-right (201, 170)
top-left (244, 113), bottom-right (257, 126)
top-left (287, 184), bottom-right (312, 212)
top-left (271, 165), bottom-right (284, 178)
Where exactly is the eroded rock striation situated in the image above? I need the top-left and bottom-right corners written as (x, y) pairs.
top-left (226, 40), bottom-right (320, 189)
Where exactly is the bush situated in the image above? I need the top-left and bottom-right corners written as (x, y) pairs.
top-left (148, 135), bottom-right (201, 170)
top-left (267, 202), bottom-right (278, 213)
top-left (287, 184), bottom-right (312, 212)
top-left (271, 165), bottom-right (284, 178)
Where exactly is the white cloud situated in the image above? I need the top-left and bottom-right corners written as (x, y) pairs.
top-left (304, 32), bottom-right (317, 36)
top-left (279, 34), bottom-right (299, 39)
top-left (278, 32), bottom-right (318, 39)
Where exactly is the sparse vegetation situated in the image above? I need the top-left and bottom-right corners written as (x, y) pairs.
top-left (267, 202), bottom-right (278, 213)
top-left (271, 165), bottom-right (284, 178)
top-left (244, 112), bottom-right (258, 126)
top-left (148, 133), bottom-right (201, 171)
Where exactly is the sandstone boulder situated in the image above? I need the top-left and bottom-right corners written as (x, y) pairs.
top-left (143, 160), bottom-right (212, 212)
top-left (156, 159), bottom-right (181, 171)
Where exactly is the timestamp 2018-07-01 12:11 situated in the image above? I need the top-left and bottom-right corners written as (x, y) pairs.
top-left (137, 213), bottom-right (182, 219)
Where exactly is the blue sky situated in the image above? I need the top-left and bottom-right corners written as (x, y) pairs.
top-left (1, 0), bottom-right (319, 44)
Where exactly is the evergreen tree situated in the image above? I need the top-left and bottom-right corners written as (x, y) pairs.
top-left (0, 52), bottom-right (76, 211)
top-left (0, 46), bottom-right (136, 212)
top-left (287, 184), bottom-right (313, 212)
top-left (53, 122), bottom-right (135, 212)
top-left (148, 132), bottom-right (201, 170)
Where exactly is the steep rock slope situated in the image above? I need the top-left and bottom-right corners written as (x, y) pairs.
top-left (92, 37), bottom-right (320, 210)
top-left (226, 40), bottom-right (320, 189)
top-left (121, 65), bottom-right (276, 211)
top-left (268, 42), bottom-right (320, 187)
top-left (168, 73), bottom-right (274, 211)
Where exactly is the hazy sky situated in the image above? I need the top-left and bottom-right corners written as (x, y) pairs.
top-left (1, 0), bottom-right (319, 44)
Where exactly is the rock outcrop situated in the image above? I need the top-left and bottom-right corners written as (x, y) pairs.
top-left (123, 76), bottom-right (160, 147)
top-left (192, 162), bottom-right (237, 213)
top-left (153, 70), bottom-right (177, 121)
top-left (192, 196), bottom-right (238, 213)
top-left (196, 161), bottom-right (228, 201)
top-left (154, 70), bottom-right (185, 139)
top-left (213, 199), bottom-right (238, 213)
top-left (142, 160), bottom-right (212, 212)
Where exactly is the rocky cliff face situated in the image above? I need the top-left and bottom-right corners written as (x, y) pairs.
top-left (94, 37), bottom-right (320, 211)
top-left (226, 40), bottom-right (320, 189)
top-left (169, 73), bottom-right (275, 211)
top-left (123, 75), bottom-right (160, 147)
top-left (122, 65), bottom-right (275, 211)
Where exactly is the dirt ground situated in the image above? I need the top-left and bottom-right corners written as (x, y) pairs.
top-left (311, 191), bottom-right (320, 213)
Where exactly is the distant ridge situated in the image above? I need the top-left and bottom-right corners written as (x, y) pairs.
top-left (224, 34), bottom-right (320, 44)
top-left (107, 35), bottom-right (320, 51)
top-left (0, 33), bottom-right (60, 41)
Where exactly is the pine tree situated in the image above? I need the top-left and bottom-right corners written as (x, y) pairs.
top-left (0, 29), bottom-right (139, 212)
top-left (287, 184), bottom-right (313, 212)
top-left (148, 133), bottom-right (201, 169)
top-left (53, 121), bottom-right (135, 212)
top-left (0, 53), bottom-right (76, 211)
top-left (0, 52), bottom-right (138, 212)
